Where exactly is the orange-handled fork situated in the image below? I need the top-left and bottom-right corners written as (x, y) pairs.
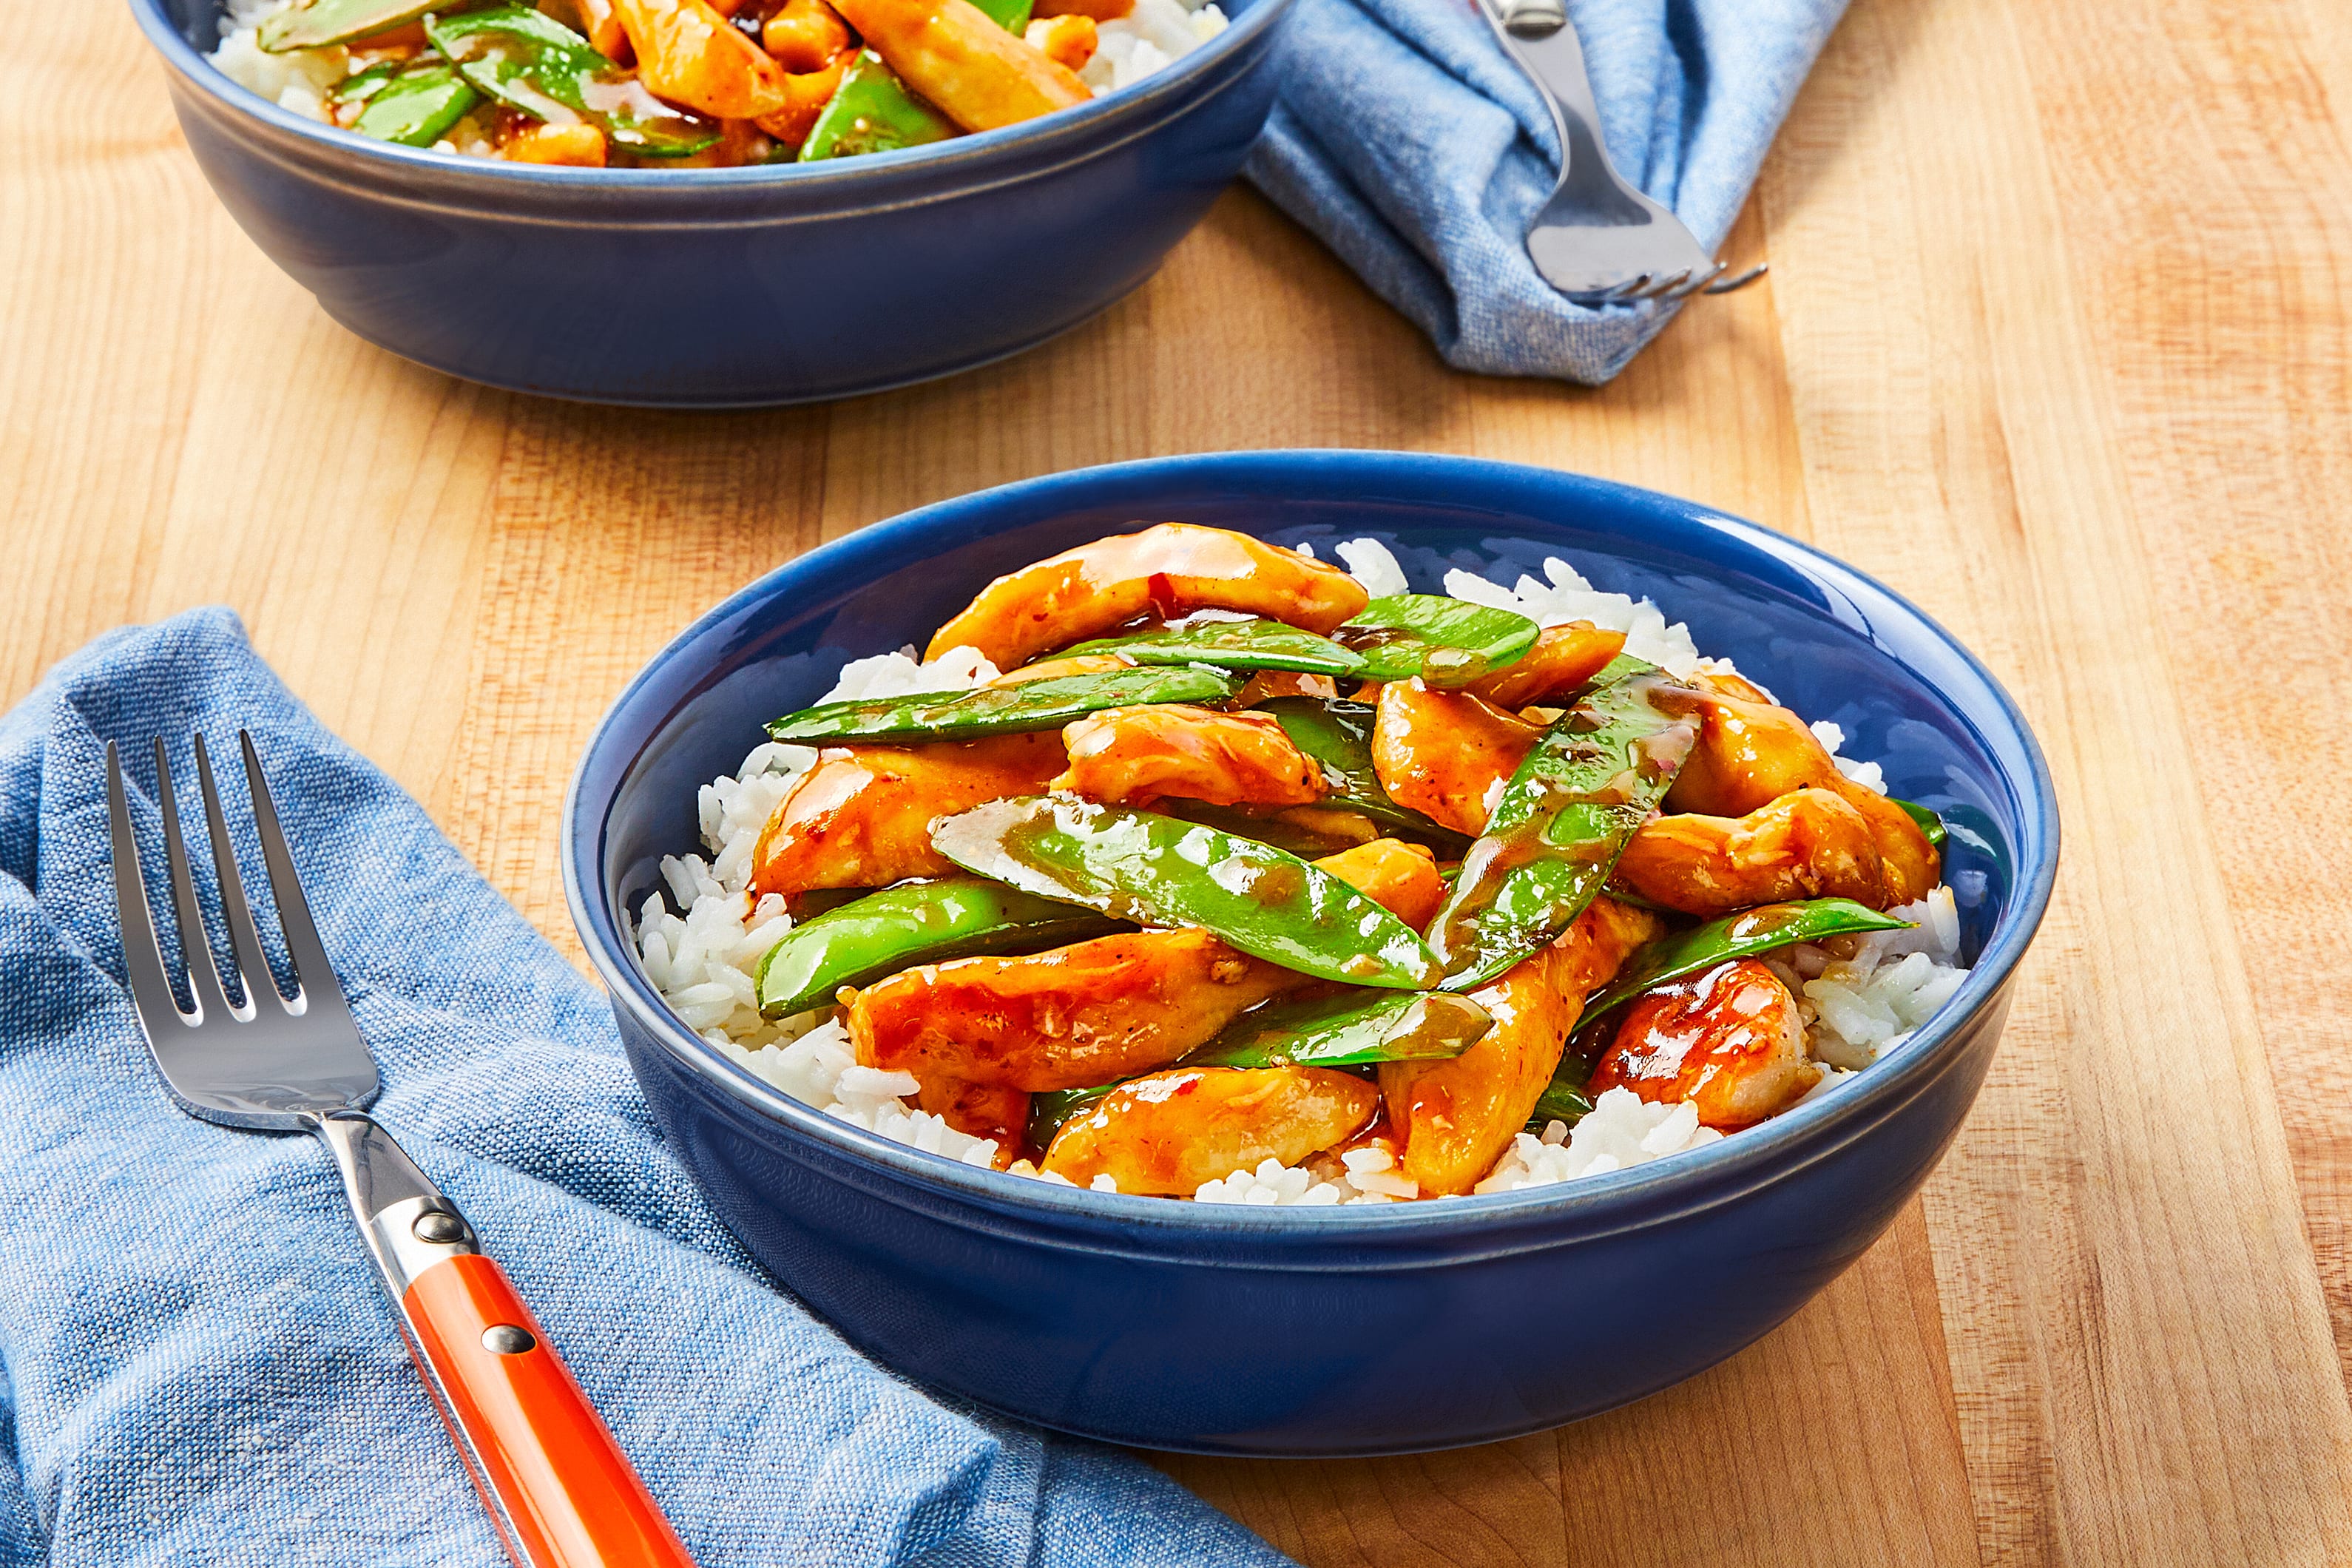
top-left (106, 732), bottom-right (697, 1568)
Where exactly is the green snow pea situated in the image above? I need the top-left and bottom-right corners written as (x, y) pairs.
top-left (1893, 798), bottom-right (1948, 847)
top-left (1526, 1055), bottom-right (1595, 1132)
top-left (799, 0), bottom-right (1027, 160)
top-left (931, 797), bottom-right (1444, 989)
top-left (331, 58), bottom-right (402, 104)
top-left (262, 0), bottom-right (461, 51)
top-left (785, 887), bottom-right (868, 920)
top-left (1333, 595), bottom-right (1541, 686)
top-left (1144, 801), bottom-right (1379, 859)
top-left (972, 0), bottom-right (1035, 30)
top-left (767, 665), bottom-right (1241, 745)
top-left (1429, 658), bottom-right (1703, 990)
top-left (340, 58), bottom-right (481, 146)
top-left (1027, 1084), bottom-right (1117, 1151)
top-left (754, 876), bottom-right (1118, 1018)
top-left (1184, 988), bottom-right (1492, 1070)
top-left (1583, 898), bottom-right (1912, 1020)
top-left (426, 8), bottom-right (720, 157)
top-left (1254, 697), bottom-right (1467, 846)
top-left (798, 52), bottom-right (956, 161)
top-left (1058, 618), bottom-right (1366, 677)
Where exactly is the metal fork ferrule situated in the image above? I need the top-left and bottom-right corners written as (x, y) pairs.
top-left (314, 1111), bottom-right (478, 1297)
top-left (367, 1195), bottom-right (481, 1297)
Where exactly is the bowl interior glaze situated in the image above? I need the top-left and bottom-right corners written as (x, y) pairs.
top-left (568, 450), bottom-right (2055, 1226)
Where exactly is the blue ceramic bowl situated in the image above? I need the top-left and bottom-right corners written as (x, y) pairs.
top-left (129, 0), bottom-right (1291, 406)
top-left (562, 451), bottom-right (2058, 1456)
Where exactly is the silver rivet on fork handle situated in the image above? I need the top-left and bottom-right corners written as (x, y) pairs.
top-left (1500, 0), bottom-right (1564, 38)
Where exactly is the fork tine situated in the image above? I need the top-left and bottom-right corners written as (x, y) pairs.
top-left (107, 742), bottom-right (190, 1030)
top-left (195, 734), bottom-right (282, 1015)
top-left (237, 731), bottom-right (350, 1016)
top-left (1660, 264), bottom-right (1723, 305)
top-left (152, 739), bottom-right (237, 1024)
top-left (1631, 268), bottom-right (1695, 301)
top-left (1702, 262), bottom-right (1769, 295)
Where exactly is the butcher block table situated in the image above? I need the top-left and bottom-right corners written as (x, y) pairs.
top-left (9, 0), bottom-right (2352, 1558)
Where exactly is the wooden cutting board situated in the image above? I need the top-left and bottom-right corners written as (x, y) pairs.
top-left (5, 0), bottom-right (2350, 1558)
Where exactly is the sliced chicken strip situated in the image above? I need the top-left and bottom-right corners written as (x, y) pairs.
top-left (1462, 621), bottom-right (1626, 709)
top-left (1056, 705), bottom-right (1325, 809)
top-left (912, 1075), bottom-right (1029, 1165)
top-left (1590, 958), bottom-right (1818, 1130)
top-left (610, 0), bottom-right (791, 116)
top-left (1379, 897), bottom-right (1662, 1196)
top-left (1666, 687), bottom-right (1939, 903)
top-left (829, 0), bottom-right (1089, 133)
top-left (1613, 787), bottom-right (1893, 916)
top-left (749, 732), bottom-right (1064, 897)
top-left (925, 524), bottom-right (1369, 670)
top-left (1042, 1067), bottom-right (1377, 1194)
top-left (1370, 678), bottom-right (1541, 836)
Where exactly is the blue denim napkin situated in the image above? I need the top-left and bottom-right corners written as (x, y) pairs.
top-left (1243, 0), bottom-right (1847, 382)
top-left (0, 608), bottom-right (1289, 1568)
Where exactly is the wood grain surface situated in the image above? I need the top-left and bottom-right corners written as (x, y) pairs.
top-left (7, 0), bottom-right (2351, 1558)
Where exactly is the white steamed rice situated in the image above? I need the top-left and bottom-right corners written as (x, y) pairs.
top-left (1081, 0), bottom-right (1228, 94)
top-left (209, 0), bottom-right (1227, 144)
top-left (210, 0), bottom-right (350, 121)
top-left (632, 541), bottom-right (1976, 1203)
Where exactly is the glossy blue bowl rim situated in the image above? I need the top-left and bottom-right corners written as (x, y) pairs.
top-left (129, 0), bottom-right (1289, 195)
top-left (562, 450), bottom-right (2060, 1243)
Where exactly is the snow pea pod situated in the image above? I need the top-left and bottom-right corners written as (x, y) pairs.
top-left (427, 7), bottom-right (721, 156)
top-left (1059, 618), bottom-right (1366, 677)
top-left (1146, 800), bottom-right (1383, 859)
top-left (263, 0), bottom-right (450, 50)
top-left (1027, 1084), bottom-right (1116, 1151)
top-left (768, 665), bottom-right (1242, 745)
top-left (1893, 798), bottom-right (1947, 847)
top-left (797, 50), bottom-right (956, 160)
top-left (1254, 697), bottom-right (1467, 846)
top-left (971, 0), bottom-right (1035, 29)
top-left (1429, 658), bottom-right (1703, 990)
top-left (931, 796), bottom-right (1445, 989)
top-left (754, 876), bottom-right (1118, 1018)
top-left (1333, 595), bottom-right (1541, 686)
top-left (1527, 1057), bottom-right (1595, 1132)
top-left (1184, 988), bottom-right (1492, 1070)
top-left (338, 58), bottom-right (482, 146)
top-left (1583, 898), bottom-right (1912, 1019)
top-left (799, 0), bottom-right (1030, 160)
top-left (332, 58), bottom-right (402, 103)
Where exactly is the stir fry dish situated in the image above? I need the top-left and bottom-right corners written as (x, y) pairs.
top-left (214, 0), bottom-right (1224, 166)
top-left (636, 525), bottom-right (1976, 1203)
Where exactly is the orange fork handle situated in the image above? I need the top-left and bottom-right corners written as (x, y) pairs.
top-left (403, 1254), bottom-right (698, 1568)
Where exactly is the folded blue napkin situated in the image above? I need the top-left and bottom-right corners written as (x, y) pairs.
top-left (1244, 0), bottom-right (1847, 383)
top-left (0, 608), bottom-right (1290, 1567)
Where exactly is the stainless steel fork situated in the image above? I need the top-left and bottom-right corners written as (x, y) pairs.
top-left (1476, 0), bottom-right (1768, 305)
top-left (106, 733), bottom-right (695, 1568)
